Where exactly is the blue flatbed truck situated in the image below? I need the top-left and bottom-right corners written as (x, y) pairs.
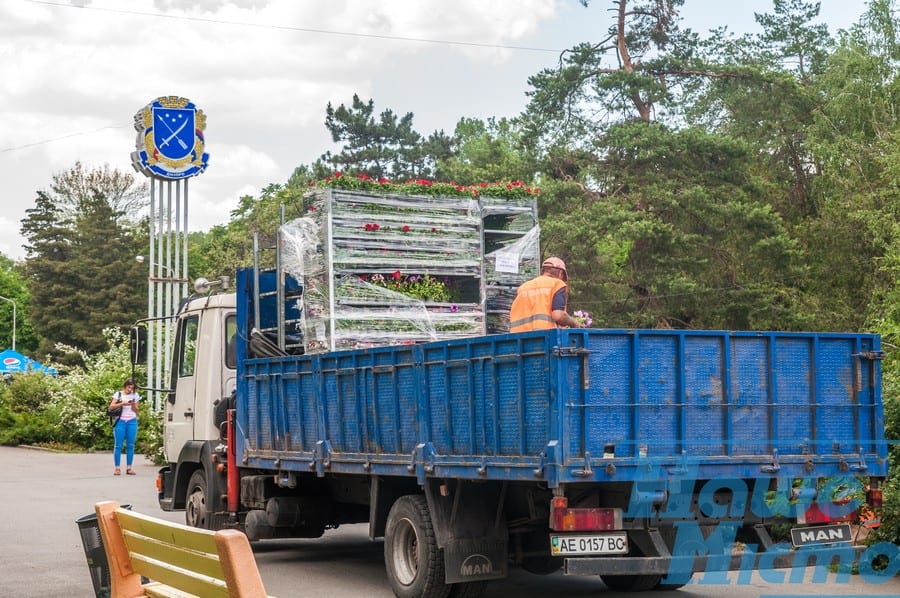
top-left (143, 267), bottom-right (889, 597)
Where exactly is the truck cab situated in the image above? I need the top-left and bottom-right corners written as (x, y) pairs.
top-left (151, 290), bottom-right (237, 524)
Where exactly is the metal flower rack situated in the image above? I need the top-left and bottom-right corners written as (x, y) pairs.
top-left (281, 188), bottom-right (538, 353)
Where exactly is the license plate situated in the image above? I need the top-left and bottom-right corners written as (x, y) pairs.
top-left (790, 523), bottom-right (852, 547)
top-left (550, 532), bottom-right (628, 556)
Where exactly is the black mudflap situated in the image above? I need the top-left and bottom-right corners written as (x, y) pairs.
top-left (443, 537), bottom-right (507, 584)
top-left (424, 479), bottom-right (508, 584)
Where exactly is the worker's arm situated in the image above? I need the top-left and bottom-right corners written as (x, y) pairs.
top-left (550, 287), bottom-right (584, 328)
top-left (552, 309), bottom-right (584, 328)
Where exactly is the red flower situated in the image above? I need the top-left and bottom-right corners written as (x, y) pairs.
top-left (365, 223), bottom-right (374, 231)
top-left (392, 270), bottom-right (402, 280)
top-left (511, 180), bottom-right (523, 187)
top-left (506, 184), bottom-right (513, 190)
top-left (431, 227), bottom-right (437, 232)
top-left (334, 171), bottom-right (342, 178)
top-left (378, 177), bottom-right (388, 184)
top-left (358, 173), bottom-right (370, 180)
top-left (402, 225), bottom-right (411, 232)
top-left (373, 223), bottom-right (380, 231)
top-left (479, 182), bottom-right (488, 188)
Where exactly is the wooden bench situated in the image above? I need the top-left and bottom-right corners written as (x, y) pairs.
top-left (94, 501), bottom-right (273, 598)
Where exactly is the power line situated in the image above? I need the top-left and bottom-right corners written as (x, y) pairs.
top-left (0, 123), bottom-right (129, 153)
top-left (26, 0), bottom-right (563, 54)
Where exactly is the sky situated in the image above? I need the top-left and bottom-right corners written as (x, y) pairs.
top-left (0, 0), bottom-right (871, 261)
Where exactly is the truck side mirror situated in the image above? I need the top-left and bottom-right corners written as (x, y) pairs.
top-left (130, 325), bottom-right (148, 365)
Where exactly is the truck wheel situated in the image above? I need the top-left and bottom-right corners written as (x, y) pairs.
top-left (384, 495), bottom-right (449, 598)
top-left (519, 531), bottom-right (563, 575)
top-left (655, 579), bottom-right (690, 590)
top-left (185, 470), bottom-right (209, 529)
top-left (599, 574), bottom-right (661, 592)
top-left (447, 581), bottom-right (487, 598)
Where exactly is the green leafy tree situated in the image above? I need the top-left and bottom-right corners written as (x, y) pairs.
top-left (0, 257), bottom-right (37, 352)
top-left (190, 169), bottom-right (319, 280)
top-left (543, 122), bottom-right (807, 329)
top-left (21, 165), bottom-right (148, 358)
top-left (437, 117), bottom-right (535, 184)
top-left (688, 0), bottom-right (833, 224)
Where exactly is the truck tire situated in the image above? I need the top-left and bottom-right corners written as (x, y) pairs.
top-left (519, 531), bottom-right (563, 575)
top-left (599, 574), bottom-right (661, 592)
top-left (384, 495), bottom-right (450, 598)
top-left (447, 581), bottom-right (487, 598)
top-left (185, 469), bottom-right (209, 529)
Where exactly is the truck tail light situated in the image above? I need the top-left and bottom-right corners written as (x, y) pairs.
top-left (867, 487), bottom-right (883, 508)
top-left (550, 497), bottom-right (622, 531)
top-left (796, 502), bottom-right (857, 525)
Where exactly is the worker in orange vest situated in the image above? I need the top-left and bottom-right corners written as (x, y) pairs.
top-left (509, 257), bottom-right (585, 332)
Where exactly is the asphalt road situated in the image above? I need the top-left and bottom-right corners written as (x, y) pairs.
top-left (2, 445), bottom-right (899, 598)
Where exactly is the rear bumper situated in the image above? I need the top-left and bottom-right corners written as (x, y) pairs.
top-left (563, 544), bottom-right (866, 577)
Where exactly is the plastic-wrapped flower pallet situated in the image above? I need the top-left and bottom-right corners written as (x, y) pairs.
top-left (282, 184), bottom-right (539, 353)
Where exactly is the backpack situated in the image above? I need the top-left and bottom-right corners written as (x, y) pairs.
top-left (107, 391), bottom-right (123, 425)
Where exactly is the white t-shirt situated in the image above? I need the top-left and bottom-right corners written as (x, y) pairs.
top-left (114, 390), bottom-right (141, 421)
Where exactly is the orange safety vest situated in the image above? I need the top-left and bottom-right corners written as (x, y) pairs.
top-left (509, 275), bottom-right (568, 333)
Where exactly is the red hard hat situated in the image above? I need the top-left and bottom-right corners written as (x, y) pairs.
top-left (542, 257), bottom-right (567, 280)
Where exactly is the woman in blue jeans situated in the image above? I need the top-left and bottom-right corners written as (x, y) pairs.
top-left (109, 378), bottom-right (141, 475)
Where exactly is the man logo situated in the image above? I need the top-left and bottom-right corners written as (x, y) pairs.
top-left (460, 554), bottom-right (493, 577)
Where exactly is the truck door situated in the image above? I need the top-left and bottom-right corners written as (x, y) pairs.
top-left (165, 314), bottom-right (199, 464)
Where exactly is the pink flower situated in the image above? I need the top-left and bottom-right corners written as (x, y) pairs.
top-left (402, 225), bottom-right (411, 233)
top-left (392, 270), bottom-right (402, 280)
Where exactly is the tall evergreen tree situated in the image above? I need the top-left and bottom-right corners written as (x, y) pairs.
top-left (21, 190), bottom-right (79, 356)
top-left (21, 165), bottom-right (147, 358)
top-left (322, 94), bottom-right (450, 180)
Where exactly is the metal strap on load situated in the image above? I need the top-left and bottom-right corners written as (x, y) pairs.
top-left (252, 215), bottom-right (304, 354)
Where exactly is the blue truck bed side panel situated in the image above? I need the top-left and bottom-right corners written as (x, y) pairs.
top-left (236, 327), bottom-right (888, 486)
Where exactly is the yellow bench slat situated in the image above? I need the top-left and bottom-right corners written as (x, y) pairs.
top-left (122, 530), bottom-right (225, 580)
top-left (116, 509), bottom-right (218, 553)
top-left (130, 553), bottom-right (230, 598)
top-left (142, 581), bottom-right (204, 598)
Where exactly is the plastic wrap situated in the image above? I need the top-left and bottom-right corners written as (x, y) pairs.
top-left (279, 188), bottom-right (537, 351)
top-left (483, 225), bottom-right (540, 285)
